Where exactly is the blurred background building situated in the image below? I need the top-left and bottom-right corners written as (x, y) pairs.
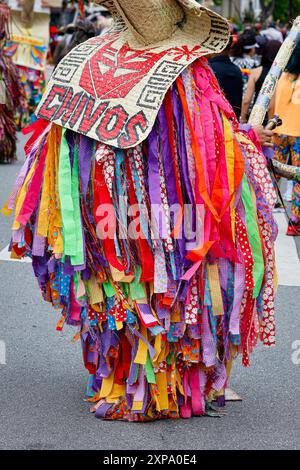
top-left (221, 1), bottom-right (261, 20)
top-left (201, 0), bottom-right (300, 23)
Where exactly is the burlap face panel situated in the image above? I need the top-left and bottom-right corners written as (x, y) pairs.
top-left (36, 8), bottom-right (229, 148)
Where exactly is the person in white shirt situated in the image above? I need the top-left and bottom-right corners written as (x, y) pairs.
top-left (261, 22), bottom-right (283, 43)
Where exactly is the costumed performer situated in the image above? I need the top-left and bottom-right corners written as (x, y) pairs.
top-left (5, 0), bottom-right (49, 128)
top-left (3, 0), bottom-right (278, 421)
top-left (0, 1), bottom-right (22, 163)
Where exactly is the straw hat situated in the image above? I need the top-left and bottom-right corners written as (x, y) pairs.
top-left (37, 0), bottom-right (229, 148)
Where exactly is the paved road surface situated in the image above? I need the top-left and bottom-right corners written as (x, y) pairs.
top-left (0, 135), bottom-right (299, 450)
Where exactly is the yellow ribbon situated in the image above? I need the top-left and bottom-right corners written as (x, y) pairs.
top-left (207, 264), bottom-right (224, 316)
top-left (134, 326), bottom-right (148, 365)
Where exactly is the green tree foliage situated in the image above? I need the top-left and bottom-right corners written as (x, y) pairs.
top-left (273, 0), bottom-right (300, 23)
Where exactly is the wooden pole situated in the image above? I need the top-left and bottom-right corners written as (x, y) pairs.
top-left (248, 16), bottom-right (300, 126)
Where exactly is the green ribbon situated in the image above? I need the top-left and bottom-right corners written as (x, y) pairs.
top-left (58, 130), bottom-right (84, 266)
top-left (129, 266), bottom-right (146, 300)
top-left (145, 353), bottom-right (156, 384)
top-left (58, 129), bottom-right (77, 258)
top-left (241, 176), bottom-right (264, 298)
top-left (103, 281), bottom-right (115, 298)
top-left (71, 141), bottom-right (84, 266)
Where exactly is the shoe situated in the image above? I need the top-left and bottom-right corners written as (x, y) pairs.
top-left (286, 221), bottom-right (300, 236)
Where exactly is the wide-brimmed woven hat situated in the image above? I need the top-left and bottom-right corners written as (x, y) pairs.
top-left (37, 0), bottom-right (229, 148)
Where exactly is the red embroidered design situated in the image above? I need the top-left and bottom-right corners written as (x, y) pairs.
top-left (79, 40), bottom-right (169, 100)
top-left (169, 45), bottom-right (206, 62)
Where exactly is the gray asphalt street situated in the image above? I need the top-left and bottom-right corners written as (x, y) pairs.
top-left (0, 135), bottom-right (299, 450)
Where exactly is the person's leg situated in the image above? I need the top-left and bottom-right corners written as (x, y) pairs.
top-left (283, 136), bottom-right (300, 235)
top-left (273, 134), bottom-right (289, 212)
top-left (289, 136), bottom-right (300, 229)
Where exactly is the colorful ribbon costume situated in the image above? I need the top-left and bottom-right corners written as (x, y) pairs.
top-left (4, 0), bottom-right (278, 421)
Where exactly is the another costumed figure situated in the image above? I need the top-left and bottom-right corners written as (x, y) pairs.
top-left (4, 0), bottom-right (278, 421)
top-left (5, 0), bottom-right (50, 128)
top-left (0, 2), bottom-right (21, 163)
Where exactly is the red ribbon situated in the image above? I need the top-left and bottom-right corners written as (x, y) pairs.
top-left (93, 158), bottom-right (127, 272)
top-left (17, 142), bottom-right (48, 226)
top-left (124, 156), bottom-right (154, 282)
top-left (22, 118), bottom-right (50, 157)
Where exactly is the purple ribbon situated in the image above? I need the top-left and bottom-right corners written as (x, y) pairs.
top-left (7, 148), bottom-right (36, 210)
top-left (78, 135), bottom-right (93, 197)
top-left (148, 124), bottom-right (167, 239)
